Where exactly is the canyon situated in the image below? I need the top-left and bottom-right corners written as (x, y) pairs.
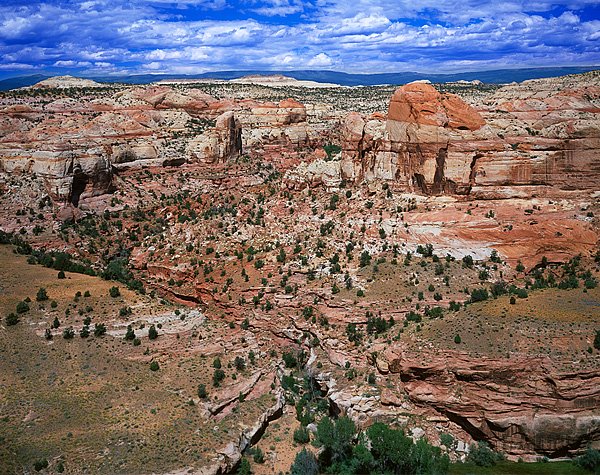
top-left (0, 72), bottom-right (599, 474)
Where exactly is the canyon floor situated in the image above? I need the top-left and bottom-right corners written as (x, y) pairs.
top-left (0, 74), bottom-right (599, 474)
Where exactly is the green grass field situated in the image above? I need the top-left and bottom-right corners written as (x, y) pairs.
top-left (450, 461), bottom-right (590, 475)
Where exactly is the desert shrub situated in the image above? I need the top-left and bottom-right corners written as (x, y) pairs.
top-left (282, 350), bottom-right (298, 368)
top-left (462, 255), bottom-right (474, 268)
top-left (514, 287), bottom-right (528, 298)
top-left (109, 286), bottom-right (120, 298)
top-left (294, 426), bottom-right (310, 444)
top-left (102, 257), bottom-right (144, 293)
top-left (253, 447), bottom-right (265, 464)
top-left (359, 250), bottom-right (372, 267)
top-left (290, 449), bottom-right (319, 475)
top-left (16, 301), bottom-right (30, 314)
top-left (5, 313), bottom-right (19, 326)
top-left (454, 334), bottom-right (462, 344)
top-left (36, 287), bottom-right (48, 301)
top-left (234, 356), bottom-right (246, 371)
top-left (213, 368), bottom-right (225, 386)
top-left (417, 244), bottom-right (434, 257)
top-left (575, 447), bottom-right (600, 472)
top-left (62, 326), bottom-right (75, 339)
top-left (470, 288), bottom-right (489, 302)
top-left (316, 416), bottom-right (356, 465)
top-left (148, 324), bottom-right (158, 340)
top-left (236, 458), bottom-right (251, 475)
top-left (467, 441), bottom-right (503, 467)
top-left (124, 325), bottom-right (135, 340)
top-left (150, 361), bottom-right (160, 371)
top-left (197, 384), bottom-right (208, 399)
top-left (290, 448), bottom-right (319, 475)
top-left (405, 311), bottom-right (422, 323)
top-left (585, 277), bottom-right (598, 289)
top-left (33, 459), bottom-right (49, 472)
top-left (490, 281), bottom-right (507, 297)
top-left (440, 433), bottom-right (455, 449)
top-left (594, 330), bottom-right (600, 351)
top-left (94, 323), bottom-right (106, 337)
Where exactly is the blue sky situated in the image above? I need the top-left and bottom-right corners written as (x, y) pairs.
top-left (0, 0), bottom-right (599, 78)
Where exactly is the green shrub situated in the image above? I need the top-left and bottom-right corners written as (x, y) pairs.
top-left (197, 384), bottom-right (208, 399)
top-left (467, 441), bottom-right (503, 467)
top-left (282, 350), bottom-right (298, 368)
top-left (454, 334), bottom-right (462, 344)
top-left (109, 286), bottom-right (120, 298)
top-left (150, 361), bottom-right (160, 371)
top-left (575, 447), bottom-right (600, 472)
top-left (237, 458), bottom-right (251, 475)
top-left (124, 325), bottom-right (135, 340)
top-left (253, 447), bottom-right (265, 464)
top-left (470, 288), bottom-right (489, 302)
top-left (213, 368), bottom-right (225, 386)
top-left (94, 323), bottom-right (107, 337)
top-left (294, 426), bottom-right (310, 444)
top-left (148, 325), bottom-right (158, 340)
top-left (234, 356), bottom-right (246, 371)
top-left (440, 433), bottom-right (455, 449)
top-left (16, 301), bottom-right (30, 314)
top-left (62, 326), bottom-right (75, 339)
top-left (290, 448), bottom-right (318, 475)
top-left (36, 287), bottom-right (48, 301)
top-left (33, 459), bottom-right (49, 472)
top-left (5, 313), bottom-right (19, 326)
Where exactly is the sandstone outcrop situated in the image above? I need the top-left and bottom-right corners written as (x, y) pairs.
top-left (333, 77), bottom-right (600, 198)
top-left (0, 81), bottom-right (311, 206)
top-left (376, 347), bottom-right (600, 457)
top-left (188, 111), bottom-right (242, 163)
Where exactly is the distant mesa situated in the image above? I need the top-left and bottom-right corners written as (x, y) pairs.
top-left (229, 74), bottom-right (341, 88)
top-left (30, 75), bottom-right (105, 89)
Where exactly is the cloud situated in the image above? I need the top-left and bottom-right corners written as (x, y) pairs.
top-left (0, 0), bottom-right (598, 77)
top-left (307, 52), bottom-right (333, 67)
top-left (53, 60), bottom-right (92, 67)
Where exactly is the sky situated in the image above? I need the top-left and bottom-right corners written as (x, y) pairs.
top-left (0, 0), bottom-right (599, 78)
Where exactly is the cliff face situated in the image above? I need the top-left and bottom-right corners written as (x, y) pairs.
top-left (376, 347), bottom-right (600, 457)
top-left (339, 77), bottom-right (600, 198)
top-left (0, 83), bottom-right (310, 207)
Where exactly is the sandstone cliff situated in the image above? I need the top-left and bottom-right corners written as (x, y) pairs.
top-left (333, 76), bottom-right (600, 198)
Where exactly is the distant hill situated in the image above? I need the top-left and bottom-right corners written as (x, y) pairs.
top-left (0, 75), bottom-right (50, 91)
top-left (1, 67), bottom-right (598, 91)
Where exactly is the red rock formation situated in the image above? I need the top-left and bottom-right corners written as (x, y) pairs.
top-left (337, 77), bottom-right (600, 198)
top-left (388, 82), bottom-right (484, 130)
top-left (0, 82), bottom-right (310, 206)
top-left (377, 347), bottom-right (600, 457)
